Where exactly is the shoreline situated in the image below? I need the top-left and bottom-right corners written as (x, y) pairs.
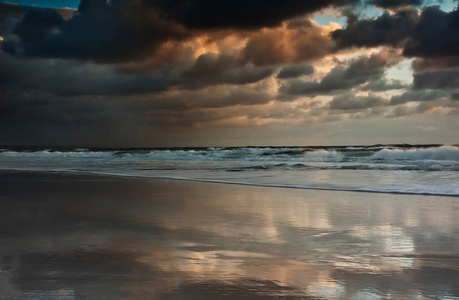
top-left (0, 170), bottom-right (458, 299)
top-left (1, 168), bottom-right (457, 198)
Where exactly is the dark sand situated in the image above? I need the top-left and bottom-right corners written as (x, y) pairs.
top-left (0, 171), bottom-right (458, 299)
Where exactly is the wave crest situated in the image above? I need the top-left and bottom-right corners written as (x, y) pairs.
top-left (371, 145), bottom-right (459, 161)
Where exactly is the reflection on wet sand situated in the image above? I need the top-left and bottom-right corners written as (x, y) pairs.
top-left (0, 171), bottom-right (458, 299)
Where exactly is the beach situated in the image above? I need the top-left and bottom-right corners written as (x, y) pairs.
top-left (0, 170), bottom-right (458, 299)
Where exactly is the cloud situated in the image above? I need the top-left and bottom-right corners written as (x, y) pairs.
top-left (0, 2), bottom-right (73, 21)
top-left (412, 68), bottom-right (459, 89)
top-left (0, 51), bottom-right (274, 97)
top-left (2, 0), bottom-right (361, 63)
top-left (0, 3), bottom-right (73, 45)
top-left (283, 49), bottom-right (402, 96)
top-left (0, 53), bottom-right (174, 96)
top-left (366, 0), bottom-right (424, 9)
top-left (404, 6), bottom-right (459, 58)
top-left (242, 18), bottom-right (336, 66)
top-left (361, 78), bottom-right (407, 91)
top-left (143, 87), bottom-right (276, 111)
top-left (154, 0), bottom-right (359, 30)
top-left (411, 56), bottom-right (459, 72)
top-left (386, 98), bottom-right (459, 118)
top-left (180, 52), bottom-right (275, 88)
top-left (3, 0), bottom-right (188, 63)
top-left (389, 90), bottom-right (448, 105)
top-left (329, 92), bottom-right (385, 110)
top-left (1, 0), bottom-right (458, 146)
top-left (0, 49), bottom-right (278, 144)
top-left (332, 9), bottom-right (418, 49)
top-left (278, 64), bottom-right (314, 79)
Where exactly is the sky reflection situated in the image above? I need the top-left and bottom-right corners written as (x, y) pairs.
top-left (0, 172), bottom-right (458, 299)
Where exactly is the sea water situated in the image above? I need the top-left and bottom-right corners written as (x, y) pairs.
top-left (0, 144), bottom-right (458, 196)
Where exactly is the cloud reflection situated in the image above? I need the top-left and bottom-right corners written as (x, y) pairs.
top-left (0, 172), bottom-right (458, 299)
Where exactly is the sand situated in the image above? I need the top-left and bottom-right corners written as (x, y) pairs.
top-left (0, 170), bottom-right (458, 299)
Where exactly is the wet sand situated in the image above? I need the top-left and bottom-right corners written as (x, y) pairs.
top-left (0, 170), bottom-right (458, 299)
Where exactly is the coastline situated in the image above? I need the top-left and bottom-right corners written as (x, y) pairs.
top-left (0, 170), bottom-right (458, 299)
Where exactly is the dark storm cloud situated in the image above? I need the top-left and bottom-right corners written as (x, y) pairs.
top-left (0, 2), bottom-right (39, 24)
top-left (0, 3), bottom-right (73, 38)
top-left (411, 56), bottom-right (459, 71)
top-left (367, 0), bottom-right (424, 9)
top-left (0, 3), bottom-right (73, 21)
top-left (331, 9), bottom-right (418, 49)
top-left (0, 53), bottom-right (173, 96)
top-left (329, 92), bottom-right (385, 110)
top-left (3, 0), bottom-right (187, 63)
top-left (143, 88), bottom-right (275, 111)
top-left (180, 53), bottom-right (275, 88)
top-left (2, 0), bottom-right (361, 63)
top-left (0, 52), bottom-right (274, 97)
top-left (413, 68), bottom-right (459, 89)
top-left (277, 65), bottom-right (314, 79)
top-left (154, 0), bottom-right (360, 30)
top-left (0, 47), bottom-right (278, 145)
top-left (404, 6), bottom-right (459, 57)
top-left (284, 49), bottom-right (401, 96)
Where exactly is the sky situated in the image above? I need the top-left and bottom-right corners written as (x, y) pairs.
top-left (0, 0), bottom-right (458, 147)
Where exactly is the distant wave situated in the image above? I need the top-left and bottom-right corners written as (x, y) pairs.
top-left (371, 145), bottom-right (459, 161)
top-left (0, 144), bottom-right (458, 196)
top-left (1, 144), bottom-right (458, 162)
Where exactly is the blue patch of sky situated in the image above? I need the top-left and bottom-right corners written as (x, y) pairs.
top-left (313, 0), bottom-right (456, 27)
top-left (386, 58), bottom-right (414, 84)
top-left (313, 15), bottom-right (347, 26)
top-left (0, 0), bottom-right (80, 8)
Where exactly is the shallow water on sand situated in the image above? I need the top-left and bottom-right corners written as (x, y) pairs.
top-left (0, 171), bottom-right (458, 299)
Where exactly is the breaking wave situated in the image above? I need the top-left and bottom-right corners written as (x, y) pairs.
top-left (1, 144), bottom-right (458, 196)
top-left (371, 145), bottom-right (459, 161)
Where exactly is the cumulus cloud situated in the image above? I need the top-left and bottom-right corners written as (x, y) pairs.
top-left (242, 18), bottom-right (336, 66)
top-left (411, 56), bottom-right (459, 71)
top-left (332, 9), bottom-right (418, 49)
top-left (389, 90), bottom-right (449, 105)
top-left (0, 2), bottom-right (73, 22)
top-left (0, 53), bottom-right (174, 96)
top-left (283, 49), bottom-right (403, 96)
top-left (144, 87), bottom-right (276, 111)
top-left (180, 53), bottom-right (275, 88)
top-left (412, 68), bottom-right (459, 90)
top-left (329, 92), bottom-right (385, 110)
top-left (277, 64), bottom-right (314, 79)
top-left (367, 0), bottom-right (424, 9)
top-left (154, 0), bottom-right (359, 30)
top-left (2, 0), bottom-right (362, 63)
top-left (0, 51), bottom-right (275, 97)
top-left (3, 0), bottom-right (188, 63)
top-left (404, 6), bottom-right (459, 58)
top-left (361, 78), bottom-right (407, 91)
top-left (1, 0), bottom-right (458, 146)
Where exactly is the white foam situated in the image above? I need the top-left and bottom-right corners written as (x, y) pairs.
top-left (371, 145), bottom-right (459, 161)
top-left (303, 150), bottom-right (343, 162)
top-left (1, 145), bottom-right (458, 196)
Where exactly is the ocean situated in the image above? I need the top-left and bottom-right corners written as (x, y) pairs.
top-left (1, 144), bottom-right (458, 196)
